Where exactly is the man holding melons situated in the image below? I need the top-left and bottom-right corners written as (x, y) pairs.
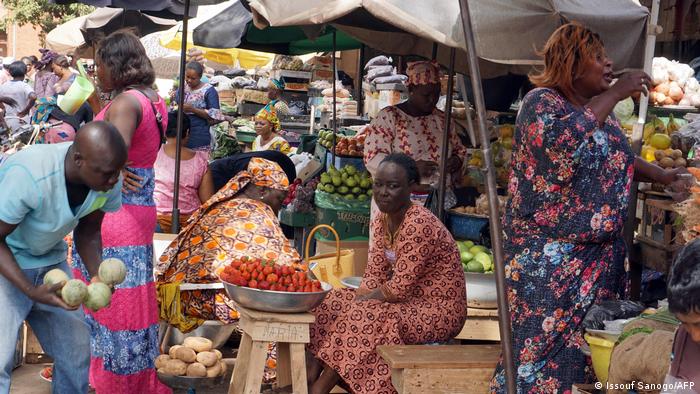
top-left (0, 121), bottom-right (126, 393)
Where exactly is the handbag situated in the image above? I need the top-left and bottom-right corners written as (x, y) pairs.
top-left (305, 224), bottom-right (355, 289)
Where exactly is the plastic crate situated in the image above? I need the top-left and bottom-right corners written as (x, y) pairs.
top-left (315, 206), bottom-right (370, 241)
top-left (279, 208), bottom-right (316, 228)
top-left (236, 130), bottom-right (257, 144)
top-left (325, 154), bottom-right (366, 172)
top-left (446, 211), bottom-right (489, 241)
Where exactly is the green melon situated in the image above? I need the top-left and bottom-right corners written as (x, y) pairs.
top-left (61, 279), bottom-right (88, 307)
top-left (84, 283), bottom-right (112, 311)
top-left (43, 269), bottom-right (69, 287)
top-left (98, 258), bottom-right (127, 286)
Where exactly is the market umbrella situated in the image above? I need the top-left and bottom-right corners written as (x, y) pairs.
top-left (159, 1), bottom-right (274, 68)
top-left (190, 0), bottom-right (363, 55)
top-left (80, 7), bottom-right (177, 46)
top-left (45, 8), bottom-right (177, 53)
top-left (141, 32), bottom-right (229, 78)
top-left (50, 0), bottom-right (197, 19)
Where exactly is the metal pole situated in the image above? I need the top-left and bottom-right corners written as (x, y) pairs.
top-left (332, 31), bottom-right (337, 162)
top-left (356, 45), bottom-right (365, 117)
top-left (437, 48), bottom-right (456, 221)
top-left (171, 0), bottom-right (190, 234)
top-left (457, 0), bottom-right (516, 392)
top-left (624, 0), bottom-right (661, 300)
top-left (432, 43), bottom-right (438, 60)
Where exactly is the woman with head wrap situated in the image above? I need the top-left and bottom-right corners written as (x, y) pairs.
top-left (33, 49), bottom-right (60, 99)
top-left (252, 106), bottom-right (291, 154)
top-left (266, 78), bottom-right (289, 115)
top-left (155, 157), bottom-right (299, 325)
top-left (363, 60), bottom-right (466, 210)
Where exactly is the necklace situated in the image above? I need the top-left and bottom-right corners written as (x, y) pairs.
top-left (383, 212), bottom-right (406, 251)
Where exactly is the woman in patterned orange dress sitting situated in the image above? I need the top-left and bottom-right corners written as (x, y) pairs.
top-left (155, 157), bottom-right (299, 325)
top-left (307, 153), bottom-right (468, 394)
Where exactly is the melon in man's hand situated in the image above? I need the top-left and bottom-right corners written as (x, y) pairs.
top-left (85, 282), bottom-right (113, 311)
top-left (62, 279), bottom-right (88, 307)
top-left (43, 269), bottom-right (70, 287)
top-left (98, 258), bottom-right (127, 286)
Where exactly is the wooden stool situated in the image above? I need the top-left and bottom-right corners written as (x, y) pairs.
top-left (377, 345), bottom-right (501, 394)
top-left (228, 304), bottom-right (315, 394)
top-left (456, 308), bottom-right (500, 341)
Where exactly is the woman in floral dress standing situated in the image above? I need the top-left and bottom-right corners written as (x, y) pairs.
top-left (72, 31), bottom-right (170, 393)
top-left (490, 23), bottom-right (686, 393)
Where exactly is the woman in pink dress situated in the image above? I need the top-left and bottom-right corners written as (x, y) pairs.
top-left (307, 153), bottom-right (467, 394)
top-left (71, 31), bottom-right (171, 393)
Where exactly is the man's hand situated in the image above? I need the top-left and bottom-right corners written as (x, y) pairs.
top-left (28, 283), bottom-right (77, 310)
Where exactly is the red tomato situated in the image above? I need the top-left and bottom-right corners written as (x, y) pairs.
top-left (286, 284), bottom-right (296, 292)
top-left (263, 266), bottom-right (273, 276)
top-left (241, 256), bottom-right (249, 263)
top-left (259, 281), bottom-right (270, 290)
top-left (266, 273), bottom-right (278, 284)
top-left (274, 266), bottom-right (282, 277)
top-left (248, 280), bottom-right (258, 289)
top-left (303, 284), bottom-right (312, 293)
top-left (281, 265), bottom-right (290, 277)
top-left (257, 271), bottom-right (265, 281)
top-left (242, 271), bottom-right (251, 281)
top-left (232, 260), bottom-right (242, 269)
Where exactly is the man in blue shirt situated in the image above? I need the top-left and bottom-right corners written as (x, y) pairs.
top-left (0, 121), bottom-right (127, 393)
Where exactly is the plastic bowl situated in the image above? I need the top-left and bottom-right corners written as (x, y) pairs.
top-left (584, 333), bottom-right (615, 384)
top-left (464, 272), bottom-right (498, 309)
top-left (221, 279), bottom-right (332, 313)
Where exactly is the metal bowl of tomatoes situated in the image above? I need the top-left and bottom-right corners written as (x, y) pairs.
top-left (217, 257), bottom-right (332, 313)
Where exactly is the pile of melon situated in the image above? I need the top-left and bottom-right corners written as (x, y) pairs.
top-left (157, 337), bottom-right (227, 378)
top-left (43, 258), bottom-right (127, 311)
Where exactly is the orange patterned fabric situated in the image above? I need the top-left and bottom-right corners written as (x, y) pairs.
top-left (155, 158), bottom-right (297, 323)
top-left (406, 60), bottom-right (440, 86)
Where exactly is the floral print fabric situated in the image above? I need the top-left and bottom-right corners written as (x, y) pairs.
top-left (308, 205), bottom-right (467, 394)
top-left (490, 88), bottom-right (635, 393)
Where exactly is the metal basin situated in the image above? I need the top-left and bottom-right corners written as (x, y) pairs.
top-left (221, 280), bottom-right (332, 313)
top-left (465, 272), bottom-right (497, 309)
top-left (159, 320), bottom-right (236, 353)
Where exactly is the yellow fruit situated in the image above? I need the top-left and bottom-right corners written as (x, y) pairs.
top-left (667, 114), bottom-right (680, 134)
top-left (641, 146), bottom-right (656, 162)
top-left (650, 133), bottom-right (672, 150)
top-left (499, 124), bottom-right (514, 138)
top-left (643, 123), bottom-right (655, 143)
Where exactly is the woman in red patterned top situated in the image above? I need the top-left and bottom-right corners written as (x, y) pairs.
top-left (306, 153), bottom-right (467, 394)
top-left (363, 61), bottom-right (466, 209)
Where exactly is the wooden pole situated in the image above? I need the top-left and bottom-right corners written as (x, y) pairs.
top-left (457, 0), bottom-right (516, 392)
top-left (624, 0), bottom-right (661, 300)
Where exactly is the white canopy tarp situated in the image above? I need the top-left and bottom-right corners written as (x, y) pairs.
top-left (248, 0), bottom-right (649, 77)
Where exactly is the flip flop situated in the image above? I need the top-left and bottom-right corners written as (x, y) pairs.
top-left (39, 366), bottom-right (52, 383)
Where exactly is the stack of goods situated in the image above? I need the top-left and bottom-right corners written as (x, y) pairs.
top-left (640, 115), bottom-right (689, 170)
top-left (43, 258), bottom-right (126, 311)
top-left (457, 241), bottom-right (494, 274)
top-left (272, 55), bottom-right (307, 72)
top-left (650, 57), bottom-right (700, 107)
top-left (219, 257), bottom-right (322, 292)
top-left (466, 124), bottom-right (513, 185)
top-left (341, 100), bottom-right (358, 117)
top-left (364, 56), bottom-right (407, 87)
top-left (310, 80), bottom-right (332, 91)
top-left (231, 118), bottom-right (255, 134)
top-left (307, 55), bottom-right (333, 82)
top-left (319, 81), bottom-right (352, 115)
top-left (231, 76), bottom-right (256, 89)
top-left (283, 177), bottom-right (319, 214)
top-left (451, 194), bottom-right (508, 217)
top-left (674, 168), bottom-right (700, 242)
top-left (156, 337), bottom-right (227, 378)
top-left (317, 165), bottom-right (373, 202)
top-left (317, 129), bottom-right (365, 157)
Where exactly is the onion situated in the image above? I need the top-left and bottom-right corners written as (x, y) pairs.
top-left (652, 68), bottom-right (668, 85)
top-left (655, 82), bottom-right (670, 95)
top-left (691, 94), bottom-right (700, 107)
top-left (669, 85), bottom-right (685, 101)
top-left (655, 92), bottom-right (667, 105)
top-left (663, 96), bottom-right (676, 106)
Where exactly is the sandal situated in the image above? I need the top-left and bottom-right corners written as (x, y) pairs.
top-left (39, 366), bottom-right (52, 383)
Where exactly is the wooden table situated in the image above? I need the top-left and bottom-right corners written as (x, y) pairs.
top-left (455, 308), bottom-right (500, 341)
top-left (228, 304), bottom-right (315, 394)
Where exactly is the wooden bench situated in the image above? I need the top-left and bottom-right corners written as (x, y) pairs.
top-left (456, 308), bottom-right (500, 341)
top-left (377, 345), bottom-right (501, 394)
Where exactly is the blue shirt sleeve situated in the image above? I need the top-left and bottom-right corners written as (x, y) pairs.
top-left (205, 87), bottom-right (220, 110)
top-left (0, 165), bottom-right (40, 224)
top-left (100, 178), bottom-right (123, 213)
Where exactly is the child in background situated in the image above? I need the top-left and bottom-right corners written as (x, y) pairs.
top-left (664, 239), bottom-right (700, 393)
top-left (154, 112), bottom-right (214, 233)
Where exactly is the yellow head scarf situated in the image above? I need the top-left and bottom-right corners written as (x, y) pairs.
top-left (256, 106), bottom-right (280, 132)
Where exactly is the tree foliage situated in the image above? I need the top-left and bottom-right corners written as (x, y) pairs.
top-left (0, 0), bottom-right (94, 41)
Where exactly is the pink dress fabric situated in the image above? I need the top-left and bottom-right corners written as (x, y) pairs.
top-left (154, 147), bottom-right (209, 215)
top-left (71, 90), bottom-right (171, 394)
